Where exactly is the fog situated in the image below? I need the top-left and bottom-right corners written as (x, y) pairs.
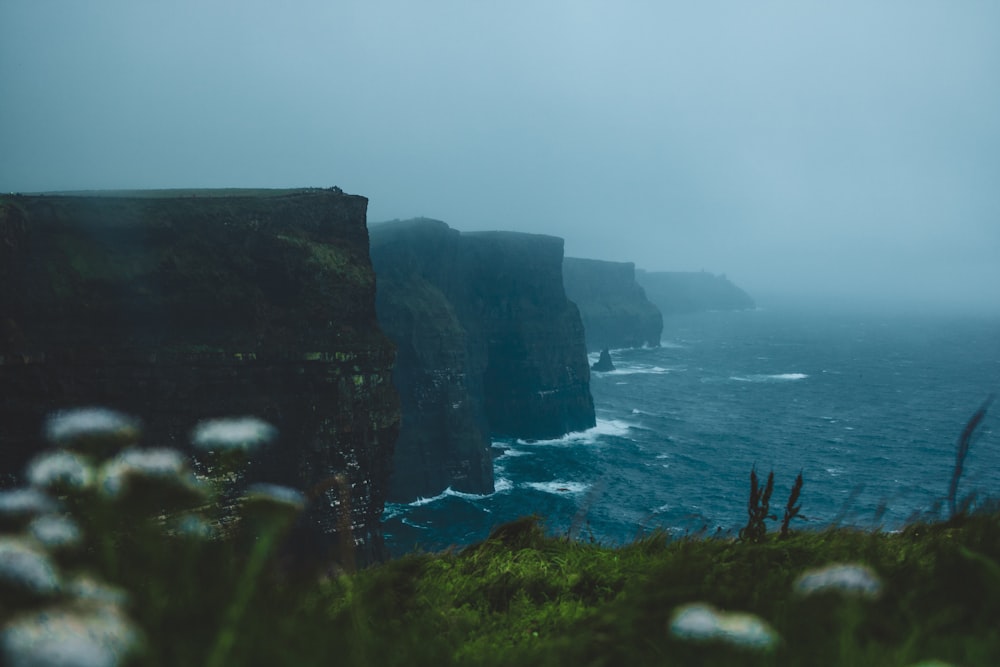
top-left (2, 1), bottom-right (998, 314)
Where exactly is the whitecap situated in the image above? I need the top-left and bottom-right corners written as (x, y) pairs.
top-left (494, 448), bottom-right (531, 459)
top-left (601, 364), bottom-right (675, 377)
top-left (381, 503), bottom-right (409, 520)
top-left (406, 481), bottom-right (510, 508)
top-left (730, 373), bottom-right (808, 383)
top-left (524, 481), bottom-right (590, 495)
top-left (493, 477), bottom-right (513, 493)
top-left (514, 418), bottom-right (632, 447)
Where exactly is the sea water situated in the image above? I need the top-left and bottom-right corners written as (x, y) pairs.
top-left (382, 302), bottom-right (1000, 557)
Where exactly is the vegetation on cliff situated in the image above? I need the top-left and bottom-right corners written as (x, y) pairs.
top-left (1, 406), bottom-right (997, 666)
top-left (0, 190), bottom-right (400, 564)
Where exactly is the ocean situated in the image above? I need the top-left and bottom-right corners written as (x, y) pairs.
top-left (381, 302), bottom-right (1000, 557)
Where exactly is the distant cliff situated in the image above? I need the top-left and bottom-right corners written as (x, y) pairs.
top-left (563, 257), bottom-right (663, 351)
top-left (0, 188), bottom-right (400, 564)
top-left (370, 219), bottom-right (596, 502)
top-left (635, 270), bottom-right (755, 315)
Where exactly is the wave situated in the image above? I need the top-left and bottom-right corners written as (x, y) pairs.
top-left (730, 372), bottom-right (809, 382)
top-left (403, 479), bottom-right (513, 508)
top-left (512, 418), bottom-right (632, 447)
top-left (494, 476), bottom-right (514, 492)
top-left (524, 480), bottom-right (590, 495)
top-left (598, 364), bottom-right (677, 376)
top-left (492, 446), bottom-right (532, 459)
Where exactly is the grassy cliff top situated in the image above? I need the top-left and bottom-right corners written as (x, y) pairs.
top-left (11, 187), bottom-right (349, 199)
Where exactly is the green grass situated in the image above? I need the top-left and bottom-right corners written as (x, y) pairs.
top-left (3, 409), bottom-right (998, 666)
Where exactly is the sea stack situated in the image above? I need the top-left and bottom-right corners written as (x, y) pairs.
top-left (592, 347), bottom-right (615, 372)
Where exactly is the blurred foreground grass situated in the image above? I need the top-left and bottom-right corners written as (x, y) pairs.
top-left (2, 408), bottom-right (998, 666)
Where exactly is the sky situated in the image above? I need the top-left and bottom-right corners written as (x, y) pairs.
top-left (2, 1), bottom-right (998, 313)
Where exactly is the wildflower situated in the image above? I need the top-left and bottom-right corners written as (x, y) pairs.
top-left (43, 408), bottom-right (141, 456)
top-left (669, 602), bottom-right (779, 650)
top-left (669, 603), bottom-right (719, 640)
top-left (28, 515), bottom-right (82, 552)
top-left (0, 537), bottom-right (61, 600)
top-left (0, 488), bottom-right (57, 531)
top-left (793, 563), bottom-right (883, 600)
top-left (26, 451), bottom-right (96, 495)
top-left (0, 604), bottom-right (141, 667)
top-left (98, 448), bottom-right (207, 510)
top-left (169, 513), bottom-right (218, 541)
top-left (241, 483), bottom-right (306, 528)
top-left (191, 416), bottom-right (277, 463)
top-left (66, 576), bottom-right (130, 608)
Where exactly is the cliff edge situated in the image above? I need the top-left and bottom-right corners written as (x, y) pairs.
top-left (636, 270), bottom-right (755, 315)
top-left (563, 257), bottom-right (663, 351)
top-left (370, 219), bottom-right (596, 502)
top-left (0, 188), bottom-right (400, 563)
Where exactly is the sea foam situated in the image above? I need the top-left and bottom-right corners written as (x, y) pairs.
top-left (730, 372), bottom-right (808, 382)
top-left (513, 418), bottom-right (631, 447)
top-left (524, 481), bottom-right (590, 495)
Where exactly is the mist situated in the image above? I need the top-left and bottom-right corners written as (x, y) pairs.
top-left (2, 1), bottom-right (998, 314)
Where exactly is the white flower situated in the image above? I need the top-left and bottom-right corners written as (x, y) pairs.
top-left (170, 513), bottom-right (217, 541)
top-left (98, 448), bottom-right (207, 509)
top-left (1, 605), bottom-right (141, 667)
top-left (793, 563), bottom-right (883, 599)
top-left (191, 417), bottom-right (277, 454)
top-left (0, 537), bottom-right (61, 599)
top-left (0, 489), bottom-right (57, 529)
top-left (669, 603), bottom-right (720, 640)
top-left (240, 483), bottom-right (307, 529)
top-left (669, 602), bottom-right (779, 650)
top-left (66, 576), bottom-right (130, 608)
top-left (29, 515), bottom-right (82, 551)
top-left (26, 451), bottom-right (95, 493)
top-left (43, 408), bottom-right (140, 453)
top-left (245, 483), bottom-right (305, 509)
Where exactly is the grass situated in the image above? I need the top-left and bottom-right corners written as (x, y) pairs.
top-left (1, 407), bottom-right (998, 666)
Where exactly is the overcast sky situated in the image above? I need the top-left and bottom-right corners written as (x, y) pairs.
top-left (2, 1), bottom-right (998, 312)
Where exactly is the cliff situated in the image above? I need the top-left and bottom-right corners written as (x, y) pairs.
top-left (562, 257), bottom-right (663, 351)
top-left (635, 270), bottom-right (755, 315)
top-left (370, 219), bottom-right (595, 502)
top-left (0, 188), bottom-right (400, 564)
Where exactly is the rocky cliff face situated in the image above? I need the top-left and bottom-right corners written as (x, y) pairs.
top-left (0, 188), bottom-right (400, 564)
top-left (370, 219), bottom-right (595, 502)
top-left (636, 270), bottom-right (756, 315)
top-left (563, 257), bottom-right (663, 351)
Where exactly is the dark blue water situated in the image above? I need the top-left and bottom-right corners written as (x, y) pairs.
top-left (382, 304), bottom-right (1000, 557)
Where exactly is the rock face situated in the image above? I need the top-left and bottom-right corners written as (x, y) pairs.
top-left (562, 257), bottom-right (663, 351)
top-left (0, 188), bottom-right (400, 564)
top-left (370, 219), bottom-right (596, 502)
top-left (591, 348), bottom-right (615, 372)
top-left (636, 270), bottom-right (755, 315)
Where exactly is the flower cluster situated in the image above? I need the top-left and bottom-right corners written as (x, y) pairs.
top-left (0, 407), bottom-right (304, 667)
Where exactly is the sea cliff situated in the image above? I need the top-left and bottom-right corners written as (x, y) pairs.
top-left (0, 188), bottom-right (399, 563)
top-left (563, 257), bottom-right (663, 351)
top-left (636, 270), bottom-right (755, 315)
top-left (370, 219), bottom-right (596, 502)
